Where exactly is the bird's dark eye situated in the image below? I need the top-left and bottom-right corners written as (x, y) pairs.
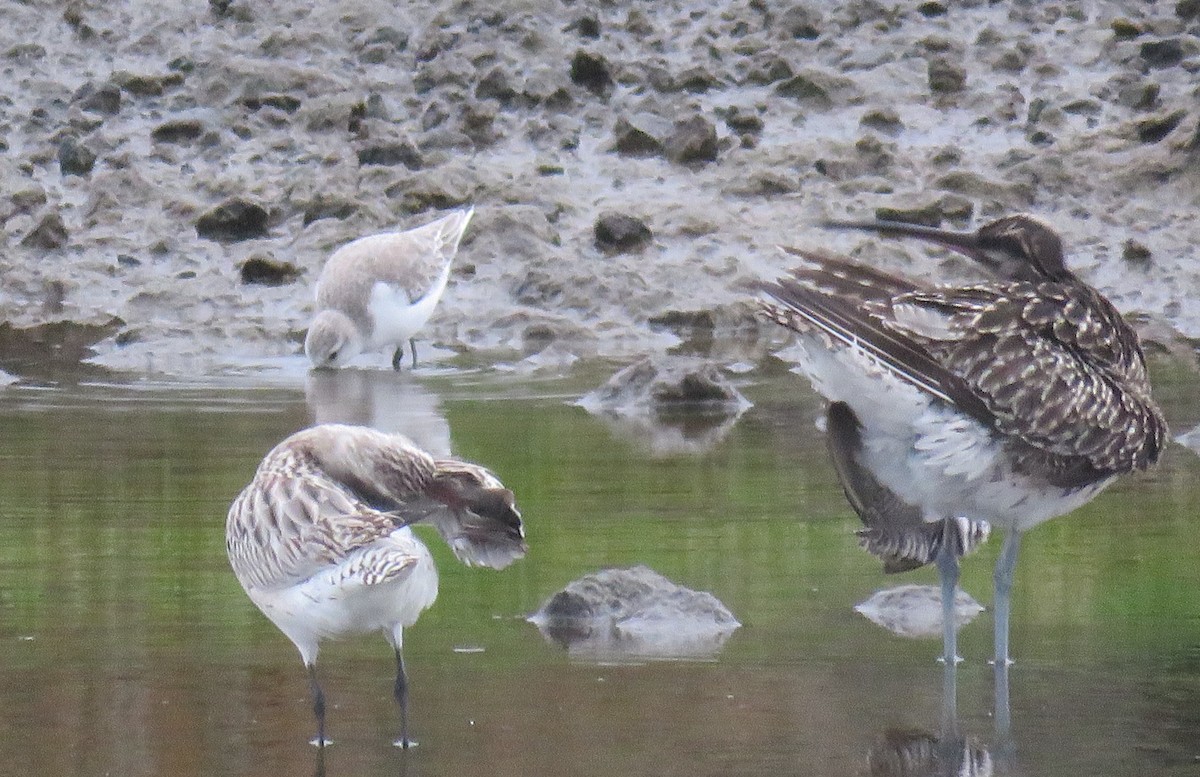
top-left (329, 350), bottom-right (339, 362)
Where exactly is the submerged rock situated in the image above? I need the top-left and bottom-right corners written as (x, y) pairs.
top-left (575, 356), bottom-right (751, 453)
top-left (855, 584), bottom-right (985, 639)
top-left (528, 565), bottom-right (741, 661)
top-left (578, 356), bottom-right (750, 415)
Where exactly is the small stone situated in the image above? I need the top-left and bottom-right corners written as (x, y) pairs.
top-left (1111, 18), bottom-right (1143, 39)
top-left (917, 2), bottom-right (948, 17)
top-left (594, 212), bottom-right (652, 253)
top-left (874, 205), bottom-right (943, 227)
top-left (1140, 39), bottom-right (1186, 69)
top-left (151, 119), bottom-right (205, 143)
top-left (1179, 0), bottom-right (1200, 21)
top-left (569, 50), bottom-right (613, 96)
top-left (611, 116), bottom-right (664, 157)
top-left (675, 66), bottom-right (720, 93)
top-left (1123, 239), bottom-right (1153, 265)
top-left (240, 255), bottom-right (302, 286)
top-left (73, 82), bottom-right (121, 115)
top-left (58, 138), bottom-right (96, 176)
top-left (1115, 80), bottom-right (1160, 111)
top-left (860, 107), bottom-right (903, 133)
top-left (21, 213), bottom-right (68, 249)
top-left (475, 67), bottom-right (517, 103)
top-left (723, 107), bottom-right (764, 134)
top-left (928, 56), bottom-right (967, 93)
top-left (573, 16), bottom-right (601, 39)
top-left (357, 141), bottom-right (422, 169)
top-left (242, 94), bottom-right (302, 113)
top-left (777, 5), bottom-right (821, 39)
top-left (1137, 110), bottom-right (1187, 143)
top-left (113, 70), bottom-right (183, 97)
top-left (10, 188), bottom-right (47, 215)
top-left (195, 198), bottom-right (269, 242)
top-left (665, 115), bottom-right (718, 165)
top-left (302, 196), bottom-right (358, 226)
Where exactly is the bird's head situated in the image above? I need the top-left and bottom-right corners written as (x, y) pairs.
top-left (304, 310), bottom-right (363, 369)
top-left (427, 460), bottom-right (526, 569)
top-left (825, 214), bottom-right (1074, 283)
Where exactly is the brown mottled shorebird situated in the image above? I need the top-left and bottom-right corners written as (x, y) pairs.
top-left (226, 423), bottom-right (525, 748)
top-left (304, 207), bottom-right (474, 370)
top-left (759, 214), bottom-right (1166, 664)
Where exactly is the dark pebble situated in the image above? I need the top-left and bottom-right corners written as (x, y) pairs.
top-left (302, 196), bottom-right (358, 226)
top-left (570, 50), bottom-right (613, 96)
top-left (73, 82), bottom-right (121, 115)
top-left (928, 57), bottom-right (967, 93)
top-left (195, 198), bottom-right (269, 242)
top-left (612, 116), bottom-right (664, 157)
top-left (240, 255), bottom-right (302, 286)
top-left (21, 213), bottom-right (69, 249)
top-left (1137, 110), bottom-right (1187, 143)
top-left (357, 141), bottom-right (423, 169)
top-left (665, 115), bottom-right (718, 165)
top-left (1140, 39), bottom-right (1185, 69)
top-left (151, 119), bottom-right (205, 143)
top-left (58, 138), bottom-right (96, 176)
top-left (595, 212), bottom-right (652, 253)
top-left (1123, 239), bottom-right (1153, 265)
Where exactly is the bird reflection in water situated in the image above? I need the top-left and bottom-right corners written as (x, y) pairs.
top-left (305, 368), bottom-right (452, 458)
top-left (867, 663), bottom-right (1000, 777)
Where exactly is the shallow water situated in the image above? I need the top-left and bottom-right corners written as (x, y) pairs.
top-left (1, 366), bottom-right (1198, 776)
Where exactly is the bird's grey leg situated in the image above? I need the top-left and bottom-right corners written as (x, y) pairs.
top-left (992, 529), bottom-right (1023, 666)
top-left (935, 519), bottom-right (962, 664)
top-left (409, 337), bottom-right (419, 369)
top-left (394, 646), bottom-right (413, 748)
top-left (307, 663), bottom-right (328, 747)
top-left (392, 346), bottom-right (404, 371)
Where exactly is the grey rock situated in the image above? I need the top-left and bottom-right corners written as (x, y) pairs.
top-left (21, 213), bottom-right (69, 249)
top-left (855, 584), bottom-right (985, 639)
top-left (578, 356), bottom-right (749, 415)
top-left (151, 119), bottom-right (206, 143)
top-left (240, 255), bottom-right (302, 286)
top-left (611, 115), bottom-right (665, 157)
top-left (777, 4), bottom-right (823, 39)
top-left (528, 565), bottom-right (741, 661)
top-left (594, 212), bottom-right (652, 253)
top-left (1136, 109), bottom-right (1187, 143)
top-left (58, 138), bottom-right (96, 176)
top-left (665, 115), bottom-right (718, 165)
top-left (928, 56), bottom-right (967, 93)
top-left (1140, 38), bottom-right (1187, 69)
top-left (357, 141), bottom-right (423, 168)
top-left (569, 49), bottom-right (612, 96)
top-left (195, 198), bottom-right (269, 242)
top-left (73, 82), bottom-right (121, 115)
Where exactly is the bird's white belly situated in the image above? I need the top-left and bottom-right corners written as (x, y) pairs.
top-left (366, 268), bottom-right (450, 349)
top-left (793, 336), bottom-right (1113, 533)
top-left (250, 533), bottom-right (440, 648)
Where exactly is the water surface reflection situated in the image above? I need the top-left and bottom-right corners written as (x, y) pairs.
top-left (0, 371), bottom-right (1197, 776)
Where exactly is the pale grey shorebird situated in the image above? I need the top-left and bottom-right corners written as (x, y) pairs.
top-left (304, 207), bottom-right (474, 370)
top-left (758, 214), bottom-right (1166, 664)
top-left (225, 423), bottom-right (525, 748)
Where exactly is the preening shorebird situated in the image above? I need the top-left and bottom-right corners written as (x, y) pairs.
top-left (758, 214), bottom-right (1166, 664)
top-left (225, 423), bottom-right (525, 747)
top-left (304, 207), bottom-right (474, 370)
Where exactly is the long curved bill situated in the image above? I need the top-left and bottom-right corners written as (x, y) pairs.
top-left (823, 218), bottom-right (986, 262)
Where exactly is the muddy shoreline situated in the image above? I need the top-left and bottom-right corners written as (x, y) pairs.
top-left (2, 1), bottom-right (1198, 381)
